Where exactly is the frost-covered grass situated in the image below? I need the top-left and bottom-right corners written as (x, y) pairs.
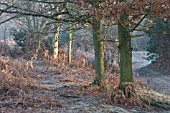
top-left (132, 51), bottom-right (152, 69)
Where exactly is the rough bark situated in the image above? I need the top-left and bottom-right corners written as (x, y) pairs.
top-left (68, 24), bottom-right (73, 64)
top-left (92, 19), bottom-right (106, 89)
top-left (118, 20), bottom-right (133, 87)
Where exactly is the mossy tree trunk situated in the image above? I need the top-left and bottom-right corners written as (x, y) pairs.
top-left (118, 20), bottom-right (133, 88)
top-left (68, 24), bottom-right (73, 64)
top-left (92, 19), bottom-right (106, 89)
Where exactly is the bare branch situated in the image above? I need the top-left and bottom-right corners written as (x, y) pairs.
top-left (27, 0), bottom-right (73, 4)
top-left (129, 15), bottom-right (146, 32)
top-left (0, 15), bottom-right (19, 25)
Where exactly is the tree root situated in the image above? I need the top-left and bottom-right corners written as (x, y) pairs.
top-left (140, 97), bottom-right (170, 110)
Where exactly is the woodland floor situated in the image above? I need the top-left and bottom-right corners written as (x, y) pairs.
top-left (0, 51), bottom-right (170, 113)
top-left (133, 51), bottom-right (170, 95)
top-left (1, 65), bottom-right (169, 113)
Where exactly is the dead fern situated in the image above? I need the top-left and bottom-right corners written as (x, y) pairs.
top-left (110, 82), bottom-right (146, 108)
top-left (0, 56), bottom-right (40, 106)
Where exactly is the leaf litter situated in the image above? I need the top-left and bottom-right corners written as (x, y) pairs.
top-left (0, 56), bottom-right (170, 113)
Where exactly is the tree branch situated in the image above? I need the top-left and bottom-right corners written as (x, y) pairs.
top-left (27, 0), bottom-right (73, 4)
top-left (131, 34), bottom-right (146, 38)
top-left (0, 8), bottom-right (70, 21)
top-left (0, 15), bottom-right (19, 25)
top-left (129, 15), bottom-right (146, 32)
top-left (99, 39), bottom-right (119, 43)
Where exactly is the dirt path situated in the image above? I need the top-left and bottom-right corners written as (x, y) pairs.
top-left (32, 66), bottom-right (136, 113)
top-left (135, 68), bottom-right (170, 95)
top-left (30, 65), bottom-right (169, 113)
top-left (132, 51), bottom-right (170, 95)
top-left (1, 54), bottom-right (170, 113)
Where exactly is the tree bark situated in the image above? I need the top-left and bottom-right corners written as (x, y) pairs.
top-left (53, 7), bottom-right (61, 59)
top-left (53, 26), bottom-right (60, 59)
top-left (68, 24), bottom-right (73, 64)
top-left (118, 21), bottom-right (133, 87)
top-left (92, 19), bottom-right (106, 89)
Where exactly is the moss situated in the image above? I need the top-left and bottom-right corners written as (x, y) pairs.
top-left (118, 15), bottom-right (133, 86)
top-left (92, 19), bottom-right (106, 89)
top-left (140, 97), bottom-right (170, 109)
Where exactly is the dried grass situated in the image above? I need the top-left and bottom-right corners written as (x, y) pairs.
top-left (0, 56), bottom-right (40, 106)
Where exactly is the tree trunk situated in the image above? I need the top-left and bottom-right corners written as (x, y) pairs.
top-left (117, 0), bottom-right (134, 90)
top-left (53, 26), bottom-right (60, 59)
top-left (53, 7), bottom-right (61, 59)
top-left (92, 19), bottom-right (106, 89)
top-left (118, 21), bottom-right (133, 87)
top-left (68, 24), bottom-right (73, 64)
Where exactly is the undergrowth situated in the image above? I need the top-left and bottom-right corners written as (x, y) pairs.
top-left (0, 56), bottom-right (45, 107)
top-left (0, 49), bottom-right (169, 111)
top-left (42, 52), bottom-right (170, 110)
